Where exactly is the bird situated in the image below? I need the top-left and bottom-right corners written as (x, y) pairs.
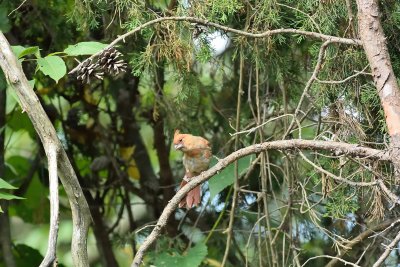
top-left (173, 129), bottom-right (212, 209)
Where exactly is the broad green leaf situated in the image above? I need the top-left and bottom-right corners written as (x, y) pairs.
top-left (37, 56), bottom-right (66, 83)
top-left (0, 192), bottom-right (24, 200)
top-left (208, 155), bottom-right (253, 199)
top-left (183, 242), bottom-right (208, 266)
top-left (0, 178), bottom-right (17, 189)
top-left (14, 244), bottom-right (44, 267)
top-left (18, 46), bottom-right (40, 59)
top-left (154, 243), bottom-right (208, 267)
top-left (64, 41), bottom-right (108, 56)
top-left (7, 108), bottom-right (36, 138)
top-left (10, 175), bottom-right (49, 223)
top-left (154, 252), bottom-right (180, 267)
top-left (11, 45), bottom-right (26, 58)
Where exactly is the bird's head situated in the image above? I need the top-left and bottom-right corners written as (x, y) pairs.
top-left (173, 129), bottom-right (187, 151)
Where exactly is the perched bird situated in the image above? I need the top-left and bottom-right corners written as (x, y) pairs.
top-left (173, 130), bottom-right (212, 209)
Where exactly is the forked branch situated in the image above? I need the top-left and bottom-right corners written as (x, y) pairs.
top-left (131, 139), bottom-right (391, 266)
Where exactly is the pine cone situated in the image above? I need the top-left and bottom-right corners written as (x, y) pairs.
top-left (76, 59), bottom-right (101, 84)
top-left (97, 47), bottom-right (127, 76)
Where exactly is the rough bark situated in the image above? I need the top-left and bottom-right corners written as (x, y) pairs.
top-left (356, 0), bottom-right (400, 171)
top-left (0, 32), bottom-right (91, 267)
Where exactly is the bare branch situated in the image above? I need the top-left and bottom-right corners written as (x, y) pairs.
top-left (299, 151), bottom-right (377, 187)
top-left (283, 40), bottom-right (331, 139)
top-left (326, 218), bottom-right (400, 267)
top-left (372, 228), bottom-right (400, 267)
top-left (131, 139), bottom-right (390, 266)
top-left (0, 32), bottom-right (91, 267)
top-left (69, 16), bottom-right (362, 75)
top-left (40, 143), bottom-right (59, 267)
top-left (302, 255), bottom-right (360, 267)
top-left (316, 66), bottom-right (370, 84)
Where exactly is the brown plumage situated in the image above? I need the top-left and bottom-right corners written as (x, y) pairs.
top-left (173, 130), bottom-right (212, 209)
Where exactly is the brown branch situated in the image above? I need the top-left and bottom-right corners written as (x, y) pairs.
top-left (326, 218), bottom-right (400, 267)
top-left (356, 0), bottom-right (400, 172)
top-left (0, 32), bottom-right (91, 267)
top-left (131, 139), bottom-right (390, 266)
top-left (69, 16), bottom-right (361, 75)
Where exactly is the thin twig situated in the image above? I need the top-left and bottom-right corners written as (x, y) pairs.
top-left (299, 151), bottom-right (377, 187)
top-left (283, 40), bottom-right (332, 139)
top-left (302, 255), bottom-right (360, 267)
top-left (69, 16), bottom-right (361, 75)
top-left (8, 0), bottom-right (28, 16)
top-left (316, 66), bottom-right (369, 84)
top-left (221, 46), bottom-right (244, 267)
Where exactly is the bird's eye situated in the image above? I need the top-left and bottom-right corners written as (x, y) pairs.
top-left (179, 138), bottom-right (183, 142)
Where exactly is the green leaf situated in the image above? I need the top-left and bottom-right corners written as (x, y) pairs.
top-left (11, 45), bottom-right (26, 58)
top-left (37, 56), bottom-right (66, 83)
top-left (154, 243), bottom-right (208, 267)
top-left (14, 244), bottom-right (44, 267)
top-left (64, 41), bottom-right (108, 56)
top-left (183, 242), bottom-right (208, 266)
top-left (0, 192), bottom-right (24, 200)
top-left (0, 6), bottom-right (11, 33)
top-left (18, 46), bottom-right (40, 59)
top-left (208, 155), bottom-right (253, 199)
top-left (7, 107), bottom-right (36, 138)
top-left (0, 178), bottom-right (17, 189)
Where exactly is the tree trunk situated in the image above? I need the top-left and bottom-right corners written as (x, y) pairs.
top-left (356, 0), bottom-right (400, 174)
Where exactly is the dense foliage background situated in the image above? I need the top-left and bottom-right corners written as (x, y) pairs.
top-left (1, 0), bottom-right (400, 266)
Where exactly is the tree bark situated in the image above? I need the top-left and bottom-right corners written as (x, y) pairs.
top-left (356, 0), bottom-right (400, 172)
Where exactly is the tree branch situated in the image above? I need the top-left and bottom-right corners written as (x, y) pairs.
top-left (69, 16), bottom-right (361, 75)
top-left (131, 139), bottom-right (390, 266)
top-left (372, 227), bottom-right (400, 267)
top-left (0, 32), bottom-right (91, 267)
top-left (326, 218), bottom-right (400, 267)
top-left (39, 143), bottom-right (59, 267)
top-left (356, 0), bottom-right (400, 173)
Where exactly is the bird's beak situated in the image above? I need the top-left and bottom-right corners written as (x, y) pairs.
top-left (174, 144), bottom-right (183, 150)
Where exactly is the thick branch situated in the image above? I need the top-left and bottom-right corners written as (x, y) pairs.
top-left (131, 139), bottom-right (390, 266)
top-left (69, 16), bottom-right (361, 75)
top-left (0, 32), bottom-right (91, 267)
top-left (356, 0), bottom-right (400, 168)
top-left (39, 143), bottom-right (59, 267)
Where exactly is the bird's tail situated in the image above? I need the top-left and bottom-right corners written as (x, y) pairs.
top-left (179, 174), bottom-right (201, 209)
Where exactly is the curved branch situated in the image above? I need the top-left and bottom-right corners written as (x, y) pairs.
top-left (69, 16), bottom-right (362, 75)
top-left (0, 32), bottom-right (91, 267)
top-left (39, 143), bottom-right (59, 267)
top-left (131, 139), bottom-right (390, 266)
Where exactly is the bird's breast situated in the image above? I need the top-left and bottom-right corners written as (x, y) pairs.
top-left (183, 149), bottom-right (211, 174)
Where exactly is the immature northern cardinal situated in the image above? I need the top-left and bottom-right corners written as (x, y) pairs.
top-left (173, 130), bottom-right (212, 209)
